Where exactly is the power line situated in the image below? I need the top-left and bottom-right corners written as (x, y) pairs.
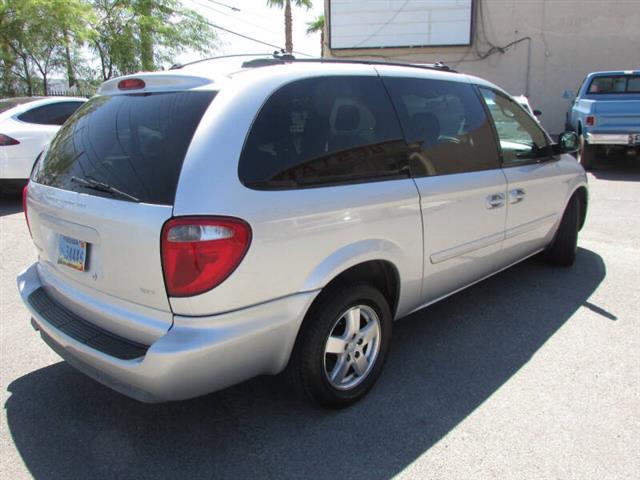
top-left (205, 0), bottom-right (240, 11)
top-left (180, 11), bottom-right (314, 57)
top-left (353, 0), bottom-right (410, 48)
top-left (193, 0), bottom-right (281, 36)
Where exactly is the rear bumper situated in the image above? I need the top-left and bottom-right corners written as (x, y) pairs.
top-left (18, 263), bottom-right (318, 402)
top-left (585, 132), bottom-right (640, 146)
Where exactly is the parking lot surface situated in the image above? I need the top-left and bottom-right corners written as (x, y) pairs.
top-left (1, 158), bottom-right (639, 479)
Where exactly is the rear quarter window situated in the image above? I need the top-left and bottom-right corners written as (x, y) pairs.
top-left (17, 101), bottom-right (85, 125)
top-left (239, 76), bottom-right (408, 189)
top-left (32, 91), bottom-right (215, 204)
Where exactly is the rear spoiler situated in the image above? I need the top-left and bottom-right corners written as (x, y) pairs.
top-left (98, 73), bottom-right (216, 95)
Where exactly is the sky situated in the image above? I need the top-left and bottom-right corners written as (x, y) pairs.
top-left (179, 0), bottom-right (325, 63)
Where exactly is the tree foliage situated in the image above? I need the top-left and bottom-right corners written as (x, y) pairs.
top-left (1, 0), bottom-right (93, 94)
top-left (306, 14), bottom-right (324, 55)
top-left (91, 0), bottom-right (216, 80)
top-left (0, 0), bottom-right (217, 95)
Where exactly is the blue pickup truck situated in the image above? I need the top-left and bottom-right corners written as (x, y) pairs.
top-left (566, 70), bottom-right (640, 169)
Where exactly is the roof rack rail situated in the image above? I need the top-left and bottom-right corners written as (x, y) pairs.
top-left (286, 57), bottom-right (457, 73)
top-left (172, 52), bottom-right (457, 74)
top-left (170, 53), bottom-right (279, 70)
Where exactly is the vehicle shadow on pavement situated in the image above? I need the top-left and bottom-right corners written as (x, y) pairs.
top-left (0, 197), bottom-right (22, 216)
top-left (6, 248), bottom-right (606, 480)
top-left (589, 155), bottom-right (640, 181)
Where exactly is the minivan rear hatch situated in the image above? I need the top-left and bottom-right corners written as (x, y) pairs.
top-left (27, 88), bottom-right (215, 341)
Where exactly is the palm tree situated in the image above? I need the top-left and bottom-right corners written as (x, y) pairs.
top-left (266, 0), bottom-right (313, 54)
top-left (306, 14), bottom-right (324, 56)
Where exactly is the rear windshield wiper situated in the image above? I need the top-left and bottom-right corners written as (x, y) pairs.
top-left (71, 176), bottom-right (140, 202)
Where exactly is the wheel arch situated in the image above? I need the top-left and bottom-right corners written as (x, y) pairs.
top-left (301, 239), bottom-right (404, 317)
top-left (319, 260), bottom-right (401, 318)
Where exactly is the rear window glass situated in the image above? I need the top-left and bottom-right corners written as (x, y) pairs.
top-left (32, 91), bottom-right (215, 204)
top-left (0, 97), bottom-right (41, 114)
top-left (588, 75), bottom-right (640, 93)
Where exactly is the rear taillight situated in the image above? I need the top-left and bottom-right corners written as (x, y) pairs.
top-left (585, 115), bottom-right (596, 126)
top-left (23, 182), bottom-right (32, 237)
top-left (161, 217), bottom-right (251, 297)
top-left (0, 134), bottom-right (19, 146)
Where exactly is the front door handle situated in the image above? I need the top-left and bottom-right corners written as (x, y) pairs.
top-left (486, 193), bottom-right (505, 209)
top-left (509, 188), bottom-right (526, 204)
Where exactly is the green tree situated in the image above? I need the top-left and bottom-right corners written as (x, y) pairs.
top-left (57, 1), bottom-right (94, 89)
top-left (267, 0), bottom-right (313, 54)
top-left (91, 0), bottom-right (217, 79)
top-left (305, 14), bottom-right (324, 56)
top-left (0, 0), bottom-right (91, 94)
top-left (91, 0), bottom-right (139, 80)
top-left (0, 1), bottom-right (23, 94)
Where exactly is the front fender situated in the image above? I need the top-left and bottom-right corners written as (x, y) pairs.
top-left (559, 166), bottom-right (588, 230)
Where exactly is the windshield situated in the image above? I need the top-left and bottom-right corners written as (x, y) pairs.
top-left (32, 91), bottom-right (215, 205)
top-left (588, 75), bottom-right (640, 94)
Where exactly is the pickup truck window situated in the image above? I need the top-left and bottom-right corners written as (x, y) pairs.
top-left (479, 88), bottom-right (550, 165)
top-left (588, 75), bottom-right (640, 94)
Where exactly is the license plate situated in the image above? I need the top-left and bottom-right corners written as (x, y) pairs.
top-left (57, 235), bottom-right (88, 272)
top-left (631, 134), bottom-right (640, 145)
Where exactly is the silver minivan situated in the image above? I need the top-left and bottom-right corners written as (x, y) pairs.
top-left (18, 57), bottom-right (588, 407)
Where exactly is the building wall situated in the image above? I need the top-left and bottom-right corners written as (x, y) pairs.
top-left (324, 0), bottom-right (640, 134)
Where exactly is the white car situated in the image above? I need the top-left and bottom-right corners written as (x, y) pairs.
top-left (513, 94), bottom-right (541, 122)
top-left (0, 96), bottom-right (86, 194)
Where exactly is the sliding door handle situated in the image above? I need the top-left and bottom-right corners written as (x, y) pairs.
top-left (509, 188), bottom-right (526, 204)
top-left (486, 193), bottom-right (505, 209)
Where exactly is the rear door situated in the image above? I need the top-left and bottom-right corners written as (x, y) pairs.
top-left (27, 89), bottom-right (215, 342)
top-left (478, 87), bottom-right (568, 264)
top-left (382, 74), bottom-right (507, 304)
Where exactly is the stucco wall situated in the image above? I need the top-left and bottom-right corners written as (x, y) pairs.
top-left (324, 0), bottom-right (640, 134)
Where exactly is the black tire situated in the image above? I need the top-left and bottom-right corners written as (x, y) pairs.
top-left (545, 195), bottom-right (580, 267)
top-left (578, 134), bottom-right (596, 170)
top-left (286, 283), bottom-right (392, 408)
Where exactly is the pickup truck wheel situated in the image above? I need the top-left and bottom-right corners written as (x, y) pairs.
top-left (286, 284), bottom-right (392, 408)
top-left (578, 135), bottom-right (595, 170)
top-left (545, 195), bottom-right (579, 267)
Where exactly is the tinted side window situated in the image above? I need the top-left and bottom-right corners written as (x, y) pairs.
top-left (239, 76), bottom-right (407, 189)
top-left (383, 77), bottom-right (500, 176)
top-left (18, 101), bottom-right (84, 125)
top-left (479, 88), bottom-right (550, 164)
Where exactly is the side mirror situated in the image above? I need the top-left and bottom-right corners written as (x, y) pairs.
top-left (533, 109), bottom-right (542, 117)
top-left (561, 90), bottom-right (575, 99)
top-left (553, 131), bottom-right (579, 155)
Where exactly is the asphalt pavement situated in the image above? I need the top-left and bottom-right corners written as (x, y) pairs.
top-left (1, 156), bottom-right (639, 479)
